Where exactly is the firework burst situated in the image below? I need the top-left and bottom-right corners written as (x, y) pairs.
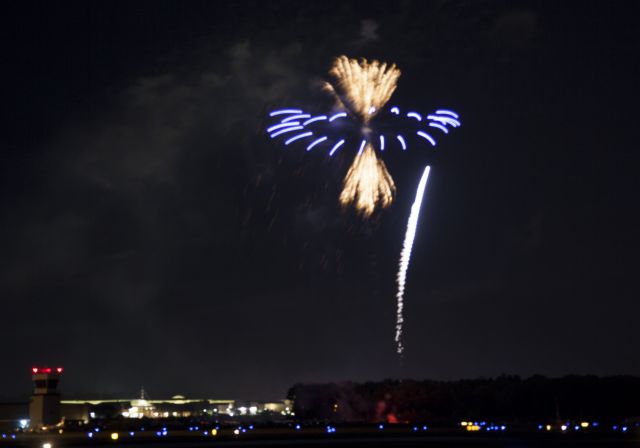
top-left (266, 57), bottom-right (461, 357)
top-left (323, 56), bottom-right (400, 124)
top-left (267, 56), bottom-right (460, 217)
top-left (339, 143), bottom-right (395, 217)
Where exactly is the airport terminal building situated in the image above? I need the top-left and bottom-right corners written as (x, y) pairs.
top-left (0, 367), bottom-right (291, 432)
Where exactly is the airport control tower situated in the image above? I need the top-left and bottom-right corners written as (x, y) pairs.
top-left (29, 366), bottom-right (63, 429)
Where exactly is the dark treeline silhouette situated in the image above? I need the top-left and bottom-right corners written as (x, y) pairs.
top-left (287, 375), bottom-right (640, 424)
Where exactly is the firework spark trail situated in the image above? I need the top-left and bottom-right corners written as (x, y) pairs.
top-left (339, 143), bottom-right (395, 217)
top-left (395, 165), bottom-right (431, 356)
top-left (323, 56), bottom-right (400, 124)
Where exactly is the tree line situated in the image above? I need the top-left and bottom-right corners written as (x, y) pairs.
top-left (287, 375), bottom-right (640, 423)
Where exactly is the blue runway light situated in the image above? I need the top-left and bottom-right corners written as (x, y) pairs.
top-left (87, 432), bottom-right (93, 438)
top-left (407, 112), bottom-right (422, 121)
top-left (423, 426), bottom-right (428, 431)
top-left (379, 135), bottom-right (385, 150)
top-left (378, 424), bottom-right (384, 430)
top-left (390, 107), bottom-right (400, 115)
top-left (295, 424), bottom-right (301, 430)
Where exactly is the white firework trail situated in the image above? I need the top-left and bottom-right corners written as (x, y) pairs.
top-left (395, 165), bottom-right (431, 356)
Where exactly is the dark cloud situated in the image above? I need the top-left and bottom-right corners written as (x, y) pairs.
top-left (492, 9), bottom-right (538, 49)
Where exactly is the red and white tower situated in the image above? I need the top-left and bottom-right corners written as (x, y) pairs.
top-left (29, 366), bottom-right (63, 429)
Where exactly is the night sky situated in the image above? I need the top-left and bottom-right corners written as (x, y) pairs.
top-left (1, 1), bottom-right (638, 401)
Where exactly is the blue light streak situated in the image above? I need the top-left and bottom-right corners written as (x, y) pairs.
top-left (329, 112), bottom-right (347, 122)
top-left (435, 109), bottom-right (459, 118)
top-left (303, 115), bottom-right (327, 125)
top-left (368, 106), bottom-right (376, 114)
top-left (379, 135), bottom-right (385, 151)
top-left (267, 122), bottom-right (300, 133)
top-left (390, 107), bottom-right (400, 115)
top-left (285, 131), bottom-right (313, 145)
top-left (306, 136), bottom-right (328, 151)
top-left (329, 139), bottom-right (345, 156)
top-left (407, 112), bottom-right (422, 121)
top-left (282, 114), bottom-right (311, 123)
top-left (357, 139), bottom-right (367, 155)
top-left (396, 135), bottom-right (407, 150)
top-left (269, 109), bottom-right (303, 117)
top-left (428, 122), bottom-right (448, 134)
top-left (427, 115), bottom-right (461, 127)
top-left (270, 126), bottom-right (304, 138)
top-left (417, 131), bottom-right (436, 146)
